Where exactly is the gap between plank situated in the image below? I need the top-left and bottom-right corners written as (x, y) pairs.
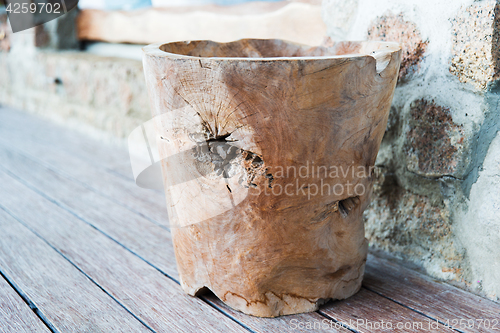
top-left (315, 310), bottom-right (360, 333)
top-left (0, 167), bottom-right (255, 332)
top-left (0, 267), bottom-right (58, 333)
top-left (0, 107), bottom-right (135, 182)
top-left (198, 296), bottom-right (258, 333)
top-left (362, 286), bottom-right (464, 333)
top-left (0, 166), bottom-right (179, 285)
top-left (0, 205), bottom-right (157, 333)
top-left (0, 141), bottom-right (168, 230)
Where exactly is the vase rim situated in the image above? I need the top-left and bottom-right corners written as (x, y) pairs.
top-left (142, 38), bottom-right (401, 63)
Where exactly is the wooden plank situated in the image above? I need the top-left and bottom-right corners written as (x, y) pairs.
top-left (0, 122), bottom-right (168, 227)
top-left (0, 171), bottom-right (249, 333)
top-left (0, 209), bottom-right (151, 333)
top-left (0, 145), bottom-right (179, 280)
top-left (76, 2), bottom-right (326, 46)
top-left (363, 254), bottom-right (500, 333)
top-left (203, 294), bottom-right (351, 333)
top-left (0, 107), bottom-right (133, 179)
top-left (0, 274), bottom-right (51, 333)
top-left (0, 106), bottom-right (148, 190)
top-left (0, 107), bottom-right (168, 227)
top-left (320, 288), bottom-right (455, 332)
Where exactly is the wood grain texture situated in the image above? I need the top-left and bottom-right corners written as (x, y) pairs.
top-left (0, 169), bottom-right (248, 333)
top-left (0, 109), bottom-right (168, 227)
top-left (363, 255), bottom-right (500, 333)
top-left (321, 288), bottom-right (455, 332)
top-left (0, 209), bottom-right (151, 333)
top-left (0, 108), bottom-right (133, 177)
top-left (0, 274), bottom-right (51, 333)
top-left (143, 39), bottom-right (401, 317)
top-left (0, 144), bottom-right (179, 280)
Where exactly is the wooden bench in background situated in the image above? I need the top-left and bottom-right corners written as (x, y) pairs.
top-left (76, 1), bottom-right (327, 46)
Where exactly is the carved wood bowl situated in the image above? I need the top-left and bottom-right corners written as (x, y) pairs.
top-left (142, 39), bottom-right (401, 317)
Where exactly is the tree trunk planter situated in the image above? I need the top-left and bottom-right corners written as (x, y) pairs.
top-left (142, 39), bottom-right (401, 317)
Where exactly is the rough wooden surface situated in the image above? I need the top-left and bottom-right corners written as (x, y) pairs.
top-left (0, 107), bottom-right (499, 332)
top-left (143, 39), bottom-right (402, 317)
top-left (77, 1), bottom-right (326, 46)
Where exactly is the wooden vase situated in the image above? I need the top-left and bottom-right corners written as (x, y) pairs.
top-left (142, 39), bottom-right (401, 317)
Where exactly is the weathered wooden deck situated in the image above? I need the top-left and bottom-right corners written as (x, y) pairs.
top-left (0, 106), bottom-right (499, 333)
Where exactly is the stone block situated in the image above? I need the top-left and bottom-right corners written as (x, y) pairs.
top-left (367, 12), bottom-right (428, 80)
top-left (450, 1), bottom-right (500, 90)
top-left (404, 99), bottom-right (466, 178)
top-left (363, 167), bottom-right (463, 281)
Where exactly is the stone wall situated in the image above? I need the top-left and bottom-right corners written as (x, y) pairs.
top-left (0, 12), bottom-right (150, 141)
top-left (323, 0), bottom-right (500, 301)
top-left (0, 49), bottom-right (150, 139)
